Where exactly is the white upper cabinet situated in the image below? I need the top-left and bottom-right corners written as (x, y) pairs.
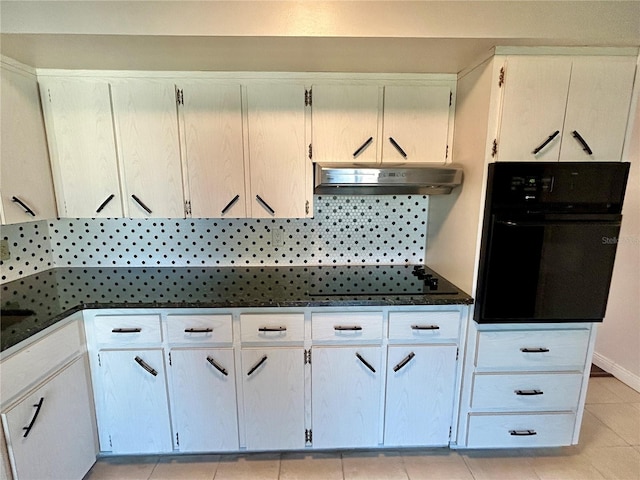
top-left (1, 64), bottom-right (57, 224)
top-left (178, 82), bottom-right (246, 218)
top-left (496, 55), bottom-right (636, 162)
top-left (245, 83), bottom-right (310, 218)
top-left (111, 80), bottom-right (185, 218)
top-left (40, 79), bottom-right (122, 217)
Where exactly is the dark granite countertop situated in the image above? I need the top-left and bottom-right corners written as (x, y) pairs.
top-left (1, 265), bottom-right (472, 352)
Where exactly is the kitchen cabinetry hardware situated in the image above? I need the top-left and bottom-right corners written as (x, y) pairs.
top-left (411, 324), bottom-right (440, 330)
top-left (112, 328), bottom-right (142, 333)
top-left (258, 326), bottom-right (287, 332)
top-left (571, 130), bottom-right (593, 155)
top-left (134, 356), bottom-right (158, 376)
top-left (388, 137), bottom-right (408, 158)
top-left (131, 194), bottom-right (152, 214)
top-left (509, 429), bottom-right (537, 436)
top-left (515, 389), bottom-right (544, 396)
top-left (355, 352), bottom-right (376, 373)
top-left (247, 355), bottom-right (268, 376)
top-left (221, 195), bottom-right (240, 215)
top-left (184, 328), bottom-right (213, 333)
top-left (532, 130), bottom-right (560, 154)
top-left (22, 397), bottom-right (44, 438)
top-left (95, 194), bottom-right (115, 214)
top-left (352, 137), bottom-right (374, 158)
top-left (206, 356), bottom-right (229, 376)
top-left (11, 196), bottom-right (36, 216)
top-left (520, 347), bottom-right (550, 353)
top-left (255, 195), bottom-right (275, 215)
top-left (392, 352), bottom-right (415, 372)
top-left (334, 325), bottom-right (363, 331)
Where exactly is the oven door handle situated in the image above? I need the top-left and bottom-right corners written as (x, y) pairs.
top-left (495, 219), bottom-right (621, 228)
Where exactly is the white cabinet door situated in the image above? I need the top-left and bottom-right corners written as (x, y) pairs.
top-left (384, 345), bottom-right (457, 447)
top-left (382, 85), bottom-right (451, 163)
top-left (311, 84), bottom-right (380, 164)
top-left (41, 79), bottom-right (122, 217)
top-left (241, 347), bottom-right (305, 450)
top-left (179, 83), bottom-right (247, 218)
top-left (245, 84), bottom-right (310, 218)
top-left (169, 348), bottom-right (239, 452)
top-left (97, 349), bottom-right (173, 454)
top-left (1, 64), bottom-right (57, 224)
top-left (311, 346), bottom-right (382, 448)
top-left (560, 56), bottom-right (637, 161)
top-left (2, 356), bottom-right (96, 480)
top-left (111, 80), bottom-right (184, 218)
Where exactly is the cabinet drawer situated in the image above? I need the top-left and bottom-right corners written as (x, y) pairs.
top-left (388, 311), bottom-right (460, 342)
top-left (475, 329), bottom-right (590, 371)
top-left (471, 373), bottom-right (583, 411)
top-left (93, 315), bottom-right (162, 345)
top-left (240, 314), bottom-right (304, 344)
top-left (166, 314), bottom-right (233, 345)
top-left (466, 412), bottom-right (576, 448)
top-left (312, 312), bottom-right (383, 343)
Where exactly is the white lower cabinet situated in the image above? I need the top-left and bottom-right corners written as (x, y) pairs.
top-left (2, 356), bottom-right (96, 480)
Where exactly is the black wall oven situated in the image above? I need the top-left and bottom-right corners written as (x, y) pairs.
top-left (475, 162), bottom-right (630, 323)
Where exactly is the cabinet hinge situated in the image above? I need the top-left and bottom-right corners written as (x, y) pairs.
top-left (47, 88), bottom-right (52, 103)
top-left (308, 143), bottom-right (312, 160)
top-left (445, 145), bottom-right (449, 160)
top-left (176, 432), bottom-right (179, 446)
top-left (449, 91), bottom-right (453, 106)
top-left (456, 348), bottom-right (459, 361)
top-left (98, 353), bottom-right (101, 367)
top-left (305, 201), bottom-right (310, 216)
top-left (169, 352), bottom-right (172, 366)
top-left (449, 426), bottom-right (452, 439)
top-left (176, 88), bottom-right (184, 105)
top-left (304, 349), bottom-right (311, 365)
top-left (498, 67), bottom-right (505, 87)
top-left (305, 429), bottom-right (312, 444)
top-left (305, 89), bottom-right (312, 107)
top-left (491, 139), bottom-right (498, 158)
top-left (184, 200), bottom-right (192, 216)
top-left (109, 435), bottom-right (112, 448)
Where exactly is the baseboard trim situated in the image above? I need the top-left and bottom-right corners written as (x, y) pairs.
top-left (592, 352), bottom-right (640, 393)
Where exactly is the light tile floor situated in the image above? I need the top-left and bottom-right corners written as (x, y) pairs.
top-left (84, 376), bottom-right (640, 480)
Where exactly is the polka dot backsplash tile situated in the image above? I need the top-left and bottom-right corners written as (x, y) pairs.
top-left (0, 195), bottom-right (429, 283)
top-left (0, 220), bottom-right (54, 283)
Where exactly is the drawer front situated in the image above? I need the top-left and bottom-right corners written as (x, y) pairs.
top-left (388, 311), bottom-right (460, 342)
top-left (312, 312), bottom-right (383, 343)
top-left (467, 413), bottom-right (576, 448)
top-left (475, 329), bottom-right (590, 371)
top-left (471, 372), bottom-right (583, 411)
top-left (240, 314), bottom-right (304, 344)
top-left (166, 314), bottom-right (233, 345)
top-left (93, 315), bottom-right (162, 345)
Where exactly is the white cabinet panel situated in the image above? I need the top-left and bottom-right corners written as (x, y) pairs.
top-left (312, 312), bottom-right (383, 343)
top-left (388, 310), bottom-right (460, 342)
top-left (240, 313), bottom-right (304, 345)
top-left (166, 314), bottom-right (233, 345)
top-left (93, 314), bottom-right (162, 345)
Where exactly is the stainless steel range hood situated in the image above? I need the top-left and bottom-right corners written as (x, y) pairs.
top-left (314, 163), bottom-right (463, 195)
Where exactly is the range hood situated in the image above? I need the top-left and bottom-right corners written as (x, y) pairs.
top-left (314, 163), bottom-right (463, 195)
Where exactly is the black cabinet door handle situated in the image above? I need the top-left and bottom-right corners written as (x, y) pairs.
top-left (131, 194), bottom-right (152, 214)
top-left (134, 356), bottom-right (158, 376)
top-left (112, 328), bottom-right (142, 333)
top-left (255, 195), bottom-right (275, 215)
top-left (184, 328), bottom-right (213, 333)
top-left (334, 325), bottom-right (363, 331)
top-left (355, 352), bottom-right (376, 373)
top-left (509, 429), bottom-right (537, 436)
top-left (411, 324), bottom-right (440, 330)
top-left (247, 355), bottom-right (268, 376)
top-left (22, 397), bottom-right (44, 438)
top-left (388, 137), bottom-right (408, 158)
top-left (207, 356), bottom-right (229, 376)
top-left (393, 352), bottom-right (415, 372)
top-left (520, 347), bottom-right (550, 353)
top-left (572, 130), bottom-right (593, 155)
top-left (353, 137), bottom-right (373, 158)
top-left (258, 326), bottom-right (287, 332)
top-left (95, 194), bottom-right (115, 213)
top-left (515, 389), bottom-right (544, 396)
top-left (11, 196), bottom-right (36, 216)
top-left (221, 195), bottom-right (240, 215)
top-left (532, 130), bottom-right (560, 154)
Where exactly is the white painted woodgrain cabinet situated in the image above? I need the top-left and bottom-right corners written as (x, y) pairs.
top-left (0, 61), bottom-right (57, 224)
top-left (494, 55), bottom-right (636, 162)
top-left (39, 78), bottom-right (123, 217)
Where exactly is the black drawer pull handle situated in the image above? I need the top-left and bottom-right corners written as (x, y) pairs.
top-left (23, 397), bottom-right (44, 438)
top-left (520, 347), bottom-right (550, 353)
top-left (247, 355), bottom-right (268, 376)
top-left (95, 194), bottom-right (115, 213)
top-left (207, 356), bottom-right (229, 376)
top-left (353, 136), bottom-right (373, 158)
top-left (112, 328), bottom-right (142, 333)
top-left (411, 324), bottom-right (440, 330)
top-left (532, 130), bottom-right (560, 154)
top-left (131, 194), bottom-right (152, 214)
top-left (334, 325), bottom-right (363, 331)
top-left (393, 352), bottom-right (415, 372)
top-left (255, 195), bottom-right (275, 215)
top-left (515, 389), bottom-right (544, 396)
top-left (221, 194), bottom-right (240, 215)
top-left (356, 352), bottom-right (376, 373)
top-left (258, 326), bottom-right (287, 332)
top-left (509, 429), bottom-right (537, 436)
top-left (388, 137), bottom-right (408, 158)
top-left (572, 130), bottom-right (593, 155)
top-left (184, 328), bottom-right (213, 333)
top-left (11, 196), bottom-right (36, 216)
top-left (135, 356), bottom-right (158, 376)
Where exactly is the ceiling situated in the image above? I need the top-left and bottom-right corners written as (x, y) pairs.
top-left (1, 1), bottom-right (639, 74)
